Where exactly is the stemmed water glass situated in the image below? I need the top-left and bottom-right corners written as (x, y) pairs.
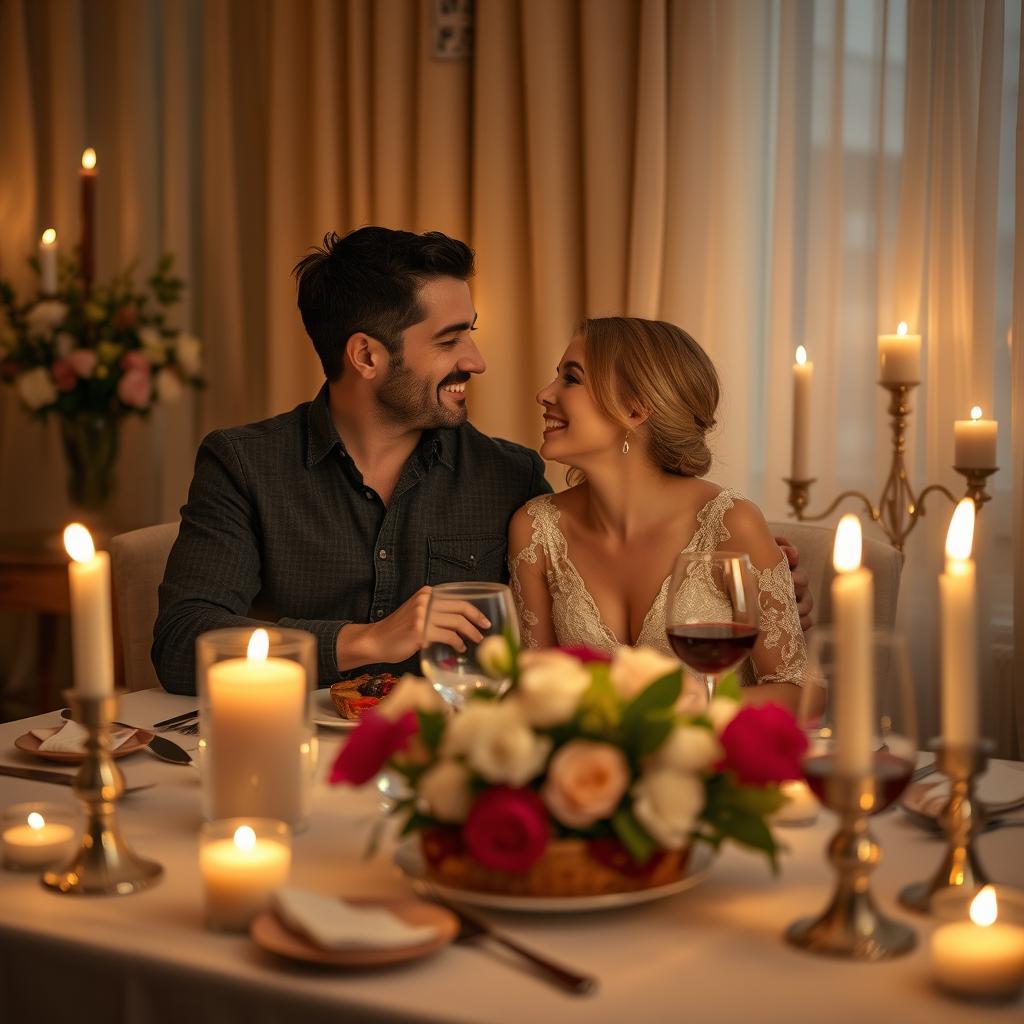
top-left (664, 551), bottom-right (760, 701)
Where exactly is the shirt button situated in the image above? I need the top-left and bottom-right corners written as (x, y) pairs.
top-left (365, 491), bottom-right (373, 500)
top-left (378, 549), bottom-right (387, 560)
top-left (375, 609), bottom-right (385, 618)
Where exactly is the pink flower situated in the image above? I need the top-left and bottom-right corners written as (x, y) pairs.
top-left (717, 703), bottom-right (808, 786)
top-left (113, 305), bottom-right (136, 330)
top-left (51, 358), bottom-right (78, 392)
top-left (328, 710), bottom-right (418, 785)
top-left (462, 787), bottom-right (549, 873)
top-left (121, 350), bottom-right (150, 372)
top-left (67, 349), bottom-right (97, 378)
top-left (117, 367), bottom-right (151, 408)
top-left (557, 646), bottom-right (610, 664)
top-left (541, 740), bottom-right (629, 829)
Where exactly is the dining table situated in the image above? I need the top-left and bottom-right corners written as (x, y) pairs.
top-left (0, 688), bottom-right (1021, 1024)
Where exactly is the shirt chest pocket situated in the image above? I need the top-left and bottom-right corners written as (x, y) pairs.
top-left (427, 535), bottom-right (507, 585)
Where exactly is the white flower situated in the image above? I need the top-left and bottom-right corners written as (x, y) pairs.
top-left (54, 331), bottom-right (76, 358)
top-left (174, 332), bottom-right (202, 377)
top-left (154, 368), bottom-right (184, 404)
top-left (25, 300), bottom-right (68, 338)
top-left (15, 367), bottom-right (57, 410)
top-left (417, 759), bottom-right (472, 823)
top-left (513, 649), bottom-right (591, 727)
top-left (631, 769), bottom-right (704, 850)
top-left (443, 701), bottom-right (551, 786)
top-left (707, 696), bottom-right (741, 733)
top-left (653, 724), bottom-right (722, 773)
top-left (476, 634), bottom-right (514, 679)
top-left (377, 674), bottom-right (445, 721)
top-left (609, 645), bottom-right (680, 700)
top-left (138, 326), bottom-right (169, 366)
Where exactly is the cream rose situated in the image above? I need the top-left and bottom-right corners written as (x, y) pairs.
top-left (707, 695), bottom-right (741, 733)
top-left (174, 332), bottom-right (203, 377)
top-left (25, 300), bottom-right (67, 338)
top-left (541, 740), bottom-right (629, 829)
top-left (377, 674), bottom-right (445, 721)
top-left (15, 367), bottom-right (57, 410)
top-left (512, 649), bottom-right (591, 727)
top-left (443, 701), bottom-right (551, 786)
top-left (418, 759), bottom-right (472, 823)
top-left (631, 768), bottom-right (704, 850)
top-left (653, 724), bottom-right (722, 773)
top-left (609, 645), bottom-right (680, 701)
top-left (476, 634), bottom-right (514, 679)
top-left (138, 326), bottom-right (169, 366)
top-left (155, 368), bottom-right (184, 404)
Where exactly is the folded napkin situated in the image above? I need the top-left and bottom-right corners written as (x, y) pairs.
top-left (30, 720), bottom-right (136, 753)
top-left (272, 887), bottom-right (438, 950)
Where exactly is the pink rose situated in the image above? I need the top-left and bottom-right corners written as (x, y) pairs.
top-left (328, 710), bottom-right (418, 785)
top-left (541, 740), bottom-right (629, 829)
top-left (117, 367), bottom-right (151, 408)
top-left (67, 349), bottom-right (98, 378)
top-left (462, 787), bottom-right (549, 873)
top-left (717, 703), bottom-right (808, 786)
top-left (51, 358), bottom-right (78, 392)
top-left (121, 350), bottom-right (150, 372)
top-left (557, 646), bottom-right (611, 664)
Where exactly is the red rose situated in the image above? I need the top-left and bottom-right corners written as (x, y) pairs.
top-left (462, 787), bottom-right (549, 873)
top-left (557, 646), bottom-right (611, 664)
top-left (717, 703), bottom-right (807, 786)
top-left (328, 710), bottom-right (418, 785)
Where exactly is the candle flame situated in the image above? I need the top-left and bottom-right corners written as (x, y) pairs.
top-left (970, 405), bottom-right (983, 421)
top-left (795, 345), bottom-right (807, 366)
top-left (832, 514), bottom-right (862, 573)
top-left (63, 523), bottom-right (95, 563)
top-left (41, 228), bottom-right (57, 246)
top-left (81, 148), bottom-right (97, 171)
top-left (970, 885), bottom-right (998, 927)
top-left (945, 498), bottom-right (975, 562)
top-left (247, 628), bottom-right (269, 662)
top-left (27, 812), bottom-right (45, 830)
top-left (233, 825), bottom-right (256, 852)
top-left (896, 321), bottom-right (908, 336)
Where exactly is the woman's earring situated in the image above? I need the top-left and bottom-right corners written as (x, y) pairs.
top-left (622, 433), bottom-right (630, 455)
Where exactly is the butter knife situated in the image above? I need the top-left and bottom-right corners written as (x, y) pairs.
top-left (59, 708), bottom-right (192, 765)
top-left (0, 764), bottom-right (154, 794)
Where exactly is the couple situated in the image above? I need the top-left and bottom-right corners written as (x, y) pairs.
top-left (154, 227), bottom-right (808, 709)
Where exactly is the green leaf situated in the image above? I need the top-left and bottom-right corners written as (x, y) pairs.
top-left (621, 671), bottom-right (683, 731)
top-left (416, 710), bottom-right (446, 755)
top-left (632, 716), bottom-right (675, 758)
top-left (577, 666), bottom-right (620, 734)
top-left (709, 783), bottom-right (787, 818)
top-left (611, 809), bottom-right (657, 865)
top-left (398, 809), bottom-right (435, 837)
top-left (714, 671), bottom-right (742, 703)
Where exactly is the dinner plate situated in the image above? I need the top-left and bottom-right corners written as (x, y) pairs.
top-left (310, 688), bottom-right (358, 731)
top-left (394, 838), bottom-right (714, 914)
top-left (14, 727), bottom-right (153, 764)
top-left (901, 759), bottom-right (1024, 821)
top-left (249, 898), bottom-right (458, 966)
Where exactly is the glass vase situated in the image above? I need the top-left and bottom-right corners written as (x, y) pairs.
top-left (60, 413), bottom-right (120, 510)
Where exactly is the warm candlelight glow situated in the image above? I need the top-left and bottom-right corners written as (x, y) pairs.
top-left (833, 514), bottom-right (862, 573)
top-left (26, 812), bottom-right (45, 831)
top-left (970, 405), bottom-right (983, 421)
top-left (795, 345), bottom-right (807, 366)
top-left (945, 498), bottom-right (975, 564)
top-left (40, 228), bottom-right (57, 246)
top-left (233, 825), bottom-right (257, 852)
top-left (247, 629), bottom-right (269, 662)
top-left (81, 147), bottom-right (97, 171)
top-left (896, 321), bottom-right (908, 336)
top-left (971, 886), bottom-right (998, 928)
top-left (63, 523), bottom-right (95, 563)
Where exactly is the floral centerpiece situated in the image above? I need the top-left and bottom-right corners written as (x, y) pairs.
top-left (0, 253), bottom-right (203, 509)
top-left (330, 642), bottom-right (808, 898)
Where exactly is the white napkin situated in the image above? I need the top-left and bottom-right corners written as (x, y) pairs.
top-left (272, 887), bottom-right (438, 950)
top-left (30, 720), bottom-right (136, 753)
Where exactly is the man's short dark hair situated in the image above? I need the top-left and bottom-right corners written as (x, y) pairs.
top-left (293, 227), bottom-right (475, 381)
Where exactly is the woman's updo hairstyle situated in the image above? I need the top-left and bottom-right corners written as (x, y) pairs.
top-left (580, 316), bottom-right (719, 477)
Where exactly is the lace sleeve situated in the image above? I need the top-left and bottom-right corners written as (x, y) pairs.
top-left (508, 501), bottom-right (554, 650)
top-left (749, 552), bottom-right (807, 686)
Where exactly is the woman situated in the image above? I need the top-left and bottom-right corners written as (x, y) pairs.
top-left (508, 317), bottom-right (806, 711)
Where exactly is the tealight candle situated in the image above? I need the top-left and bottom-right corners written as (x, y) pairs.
top-left (2, 805), bottom-right (77, 870)
top-left (953, 406), bottom-right (998, 469)
top-left (878, 321), bottom-right (921, 384)
top-left (200, 819), bottom-right (291, 931)
top-left (931, 887), bottom-right (1024, 1000)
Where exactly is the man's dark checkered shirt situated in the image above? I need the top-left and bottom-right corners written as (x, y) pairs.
top-left (153, 386), bottom-right (550, 695)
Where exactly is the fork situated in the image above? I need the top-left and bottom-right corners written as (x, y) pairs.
top-left (167, 721), bottom-right (200, 736)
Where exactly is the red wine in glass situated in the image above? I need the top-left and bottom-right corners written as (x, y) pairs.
top-left (666, 622), bottom-right (759, 674)
top-left (802, 751), bottom-right (915, 814)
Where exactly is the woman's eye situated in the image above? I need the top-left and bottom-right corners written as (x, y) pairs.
top-left (562, 374), bottom-right (580, 385)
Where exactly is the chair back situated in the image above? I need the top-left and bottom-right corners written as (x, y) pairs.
top-left (109, 522), bottom-right (179, 692)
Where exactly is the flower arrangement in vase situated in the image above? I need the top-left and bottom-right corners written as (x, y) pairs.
top-left (330, 641), bottom-right (808, 899)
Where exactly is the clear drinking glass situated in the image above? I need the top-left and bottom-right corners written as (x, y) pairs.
top-left (665, 551), bottom-right (760, 701)
top-left (420, 582), bottom-right (518, 710)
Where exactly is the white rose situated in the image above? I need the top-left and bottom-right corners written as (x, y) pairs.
top-left (139, 326), bottom-right (169, 366)
top-left (443, 701), bottom-right (551, 786)
top-left (25, 300), bottom-right (68, 338)
top-left (707, 696), bottom-right (741, 733)
top-left (609, 645), bottom-right (680, 700)
top-left (631, 768), bottom-right (704, 850)
top-left (174, 332), bottom-right (203, 377)
top-left (513, 649), bottom-right (591, 727)
top-left (15, 367), bottom-right (57, 410)
top-left (417, 759), bottom-right (473, 823)
top-left (154, 368), bottom-right (184, 404)
top-left (653, 724), bottom-right (722, 773)
top-left (476, 634), bottom-right (514, 679)
top-left (377, 674), bottom-right (445, 721)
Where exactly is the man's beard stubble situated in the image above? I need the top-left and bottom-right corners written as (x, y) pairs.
top-left (376, 359), bottom-right (468, 430)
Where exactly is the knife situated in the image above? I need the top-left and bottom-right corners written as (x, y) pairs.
top-left (0, 764), bottom-right (155, 794)
top-left (59, 708), bottom-right (192, 765)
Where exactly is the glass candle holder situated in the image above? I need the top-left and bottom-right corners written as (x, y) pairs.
top-left (197, 627), bottom-right (314, 828)
top-left (2, 802), bottom-right (78, 871)
top-left (199, 818), bottom-right (291, 931)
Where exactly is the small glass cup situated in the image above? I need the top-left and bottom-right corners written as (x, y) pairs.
top-left (196, 627), bottom-right (315, 829)
top-left (2, 802), bottom-right (79, 871)
top-left (199, 818), bottom-right (291, 932)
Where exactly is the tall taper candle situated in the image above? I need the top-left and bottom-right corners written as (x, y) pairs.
top-left (63, 523), bottom-right (114, 697)
top-left (831, 514), bottom-right (873, 775)
top-left (38, 229), bottom-right (58, 295)
top-left (791, 346), bottom-right (813, 480)
top-left (79, 148), bottom-right (97, 294)
top-left (940, 499), bottom-right (977, 746)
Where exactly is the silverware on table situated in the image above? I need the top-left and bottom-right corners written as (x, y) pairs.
top-left (151, 708), bottom-right (198, 730)
top-left (0, 764), bottom-right (155, 794)
top-left (59, 708), bottom-right (192, 765)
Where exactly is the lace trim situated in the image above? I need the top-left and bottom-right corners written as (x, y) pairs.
top-left (748, 553), bottom-right (807, 686)
top-left (508, 499), bottom-right (546, 649)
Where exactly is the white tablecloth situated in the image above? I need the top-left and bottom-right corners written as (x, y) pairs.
top-left (0, 690), bottom-right (1021, 1024)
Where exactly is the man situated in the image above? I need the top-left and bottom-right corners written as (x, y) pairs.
top-left (154, 227), bottom-right (810, 695)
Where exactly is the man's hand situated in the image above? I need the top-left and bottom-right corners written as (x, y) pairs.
top-left (336, 586), bottom-right (492, 671)
top-left (774, 535), bottom-right (813, 631)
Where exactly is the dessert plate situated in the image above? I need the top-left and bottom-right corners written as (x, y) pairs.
top-left (310, 689), bottom-right (358, 730)
top-left (15, 727), bottom-right (153, 763)
top-left (394, 838), bottom-right (714, 914)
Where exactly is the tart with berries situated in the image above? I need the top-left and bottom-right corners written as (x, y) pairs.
top-left (329, 673), bottom-right (398, 721)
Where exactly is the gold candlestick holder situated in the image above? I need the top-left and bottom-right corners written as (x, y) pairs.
top-left (785, 383), bottom-right (998, 552)
top-left (42, 690), bottom-right (163, 896)
top-left (786, 771), bottom-right (916, 960)
top-left (898, 739), bottom-right (993, 914)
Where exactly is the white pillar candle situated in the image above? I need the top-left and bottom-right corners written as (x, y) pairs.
top-left (831, 515), bottom-right (873, 776)
top-left (791, 346), bottom-right (813, 480)
top-left (2, 811), bottom-right (76, 870)
top-left (931, 888), bottom-right (1024, 1000)
top-left (954, 406), bottom-right (998, 469)
top-left (878, 321), bottom-right (921, 384)
top-left (940, 499), bottom-right (977, 746)
top-left (206, 629), bottom-right (306, 823)
top-left (38, 228), bottom-right (58, 295)
top-left (63, 524), bottom-right (114, 697)
top-left (200, 824), bottom-right (291, 931)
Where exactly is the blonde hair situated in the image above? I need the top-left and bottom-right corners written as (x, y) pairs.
top-left (576, 316), bottom-right (719, 477)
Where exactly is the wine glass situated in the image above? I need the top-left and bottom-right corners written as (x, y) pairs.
top-left (420, 582), bottom-right (518, 711)
top-left (665, 551), bottom-right (759, 701)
